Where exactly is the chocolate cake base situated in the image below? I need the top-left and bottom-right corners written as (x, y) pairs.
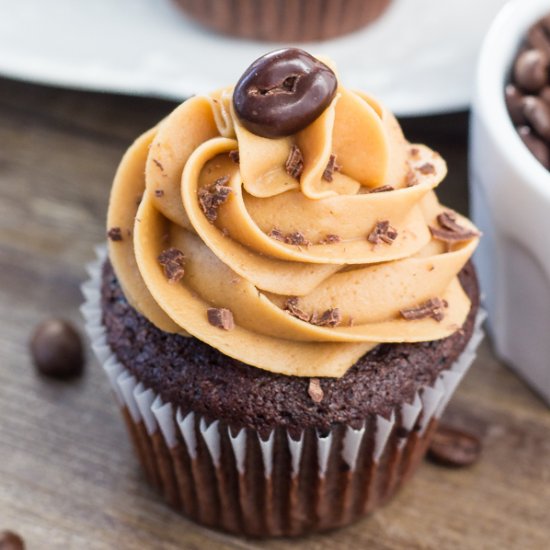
top-left (96, 260), bottom-right (480, 536)
top-left (101, 261), bottom-right (479, 436)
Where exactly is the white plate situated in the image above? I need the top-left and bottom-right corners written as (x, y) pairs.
top-left (0, 0), bottom-right (509, 116)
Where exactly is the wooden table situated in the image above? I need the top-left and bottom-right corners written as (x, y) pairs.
top-left (0, 77), bottom-right (548, 550)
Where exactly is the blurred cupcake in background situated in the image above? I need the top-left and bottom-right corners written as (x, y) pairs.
top-left (172, 0), bottom-right (392, 42)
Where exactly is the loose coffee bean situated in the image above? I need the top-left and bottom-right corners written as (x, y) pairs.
top-left (518, 125), bottom-right (550, 168)
top-left (233, 48), bottom-right (338, 138)
top-left (504, 84), bottom-right (526, 125)
top-left (513, 49), bottom-right (548, 93)
top-left (30, 319), bottom-right (84, 378)
top-left (0, 531), bottom-right (25, 550)
top-left (523, 95), bottom-right (550, 140)
top-left (527, 23), bottom-right (550, 58)
top-left (427, 424), bottom-right (481, 468)
top-left (539, 85), bottom-right (550, 104)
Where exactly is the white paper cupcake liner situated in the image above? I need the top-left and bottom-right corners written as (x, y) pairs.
top-left (81, 245), bottom-right (485, 536)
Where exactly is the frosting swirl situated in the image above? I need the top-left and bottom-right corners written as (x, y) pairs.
top-left (107, 64), bottom-right (480, 378)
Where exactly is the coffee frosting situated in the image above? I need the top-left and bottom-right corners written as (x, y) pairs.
top-left (107, 77), bottom-right (479, 377)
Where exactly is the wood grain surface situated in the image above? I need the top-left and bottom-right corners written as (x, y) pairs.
top-left (0, 77), bottom-right (549, 550)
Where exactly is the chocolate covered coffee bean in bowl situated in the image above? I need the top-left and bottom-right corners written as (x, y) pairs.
top-left (82, 48), bottom-right (483, 536)
top-left (471, 0), bottom-right (550, 406)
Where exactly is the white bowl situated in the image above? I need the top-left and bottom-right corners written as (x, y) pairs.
top-left (470, 0), bottom-right (550, 404)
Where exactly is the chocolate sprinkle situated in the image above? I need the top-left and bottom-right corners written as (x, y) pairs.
top-left (308, 378), bottom-right (324, 403)
top-left (285, 145), bottom-right (304, 180)
top-left (152, 158), bottom-right (164, 172)
top-left (268, 227), bottom-right (285, 241)
top-left (107, 227), bottom-right (123, 242)
top-left (207, 308), bottom-right (235, 330)
top-left (284, 297), bottom-right (311, 322)
top-left (311, 308), bottom-right (342, 327)
top-left (284, 231), bottom-right (311, 246)
top-left (229, 150), bottom-right (240, 164)
top-left (158, 248), bottom-right (186, 283)
top-left (417, 162), bottom-right (436, 175)
top-left (367, 220), bottom-right (398, 245)
top-left (368, 185), bottom-right (394, 193)
top-left (198, 176), bottom-right (232, 222)
top-left (430, 211), bottom-right (480, 243)
top-left (154, 189), bottom-right (164, 198)
top-left (400, 298), bottom-right (449, 322)
top-left (322, 154), bottom-right (341, 182)
top-left (320, 234), bottom-right (341, 244)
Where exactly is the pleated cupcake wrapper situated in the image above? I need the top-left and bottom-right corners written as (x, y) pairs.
top-left (81, 245), bottom-right (485, 535)
top-left (173, 0), bottom-right (392, 43)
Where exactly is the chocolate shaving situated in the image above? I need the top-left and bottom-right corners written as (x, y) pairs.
top-left (368, 185), bottom-right (394, 193)
top-left (158, 248), bottom-right (186, 283)
top-left (285, 145), bottom-right (304, 180)
top-left (198, 176), bottom-right (232, 222)
top-left (430, 211), bottom-right (480, 243)
top-left (311, 308), bottom-right (342, 327)
top-left (322, 154), bottom-right (341, 182)
top-left (308, 378), bottom-right (324, 403)
top-left (320, 234), bottom-right (341, 244)
top-left (152, 158), bottom-right (164, 172)
top-left (229, 150), bottom-right (240, 164)
top-left (207, 308), bottom-right (235, 330)
top-left (284, 231), bottom-right (311, 246)
top-left (417, 162), bottom-right (436, 175)
top-left (268, 227), bottom-right (285, 241)
top-left (400, 298), bottom-right (448, 322)
top-left (268, 227), bottom-right (311, 246)
top-left (284, 297), bottom-right (311, 322)
top-left (107, 227), bottom-right (123, 242)
top-left (154, 189), bottom-right (164, 198)
top-left (367, 220), bottom-right (398, 245)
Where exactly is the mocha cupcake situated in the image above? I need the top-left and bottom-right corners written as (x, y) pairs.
top-left (82, 48), bottom-right (483, 537)
top-left (172, 0), bottom-right (392, 42)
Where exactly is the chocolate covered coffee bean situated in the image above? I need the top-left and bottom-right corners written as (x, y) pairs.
top-left (514, 49), bottom-right (548, 93)
top-left (233, 48), bottom-right (337, 139)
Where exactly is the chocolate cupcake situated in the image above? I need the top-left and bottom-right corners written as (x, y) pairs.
top-left (82, 48), bottom-right (483, 536)
top-left (172, 0), bottom-right (392, 42)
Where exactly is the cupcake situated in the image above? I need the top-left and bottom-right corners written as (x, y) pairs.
top-left (82, 48), bottom-right (483, 536)
top-left (172, 0), bottom-right (392, 42)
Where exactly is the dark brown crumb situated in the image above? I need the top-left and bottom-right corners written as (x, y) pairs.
top-left (417, 162), bottom-right (436, 175)
top-left (308, 378), bottom-right (324, 403)
top-left (154, 189), bottom-right (164, 198)
top-left (152, 158), bottom-right (164, 172)
top-left (406, 169), bottom-right (419, 187)
top-left (207, 308), bottom-right (235, 330)
top-left (367, 220), bottom-right (398, 245)
top-left (400, 298), bottom-right (448, 322)
top-left (284, 232), bottom-right (311, 246)
top-left (285, 145), bottom-right (304, 180)
top-left (410, 147), bottom-right (420, 158)
top-left (268, 227), bottom-right (285, 241)
top-left (322, 154), bottom-right (341, 182)
top-left (268, 228), bottom-right (311, 246)
top-left (429, 211), bottom-right (481, 243)
top-left (229, 150), bottom-right (240, 164)
top-left (107, 227), bottom-right (123, 242)
top-left (311, 308), bottom-right (342, 327)
top-left (320, 234), bottom-right (341, 244)
top-left (198, 176), bottom-right (232, 222)
top-left (158, 248), bottom-right (186, 283)
top-left (284, 297), bottom-right (311, 322)
top-left (368, 185), bottom-right (394, 193)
